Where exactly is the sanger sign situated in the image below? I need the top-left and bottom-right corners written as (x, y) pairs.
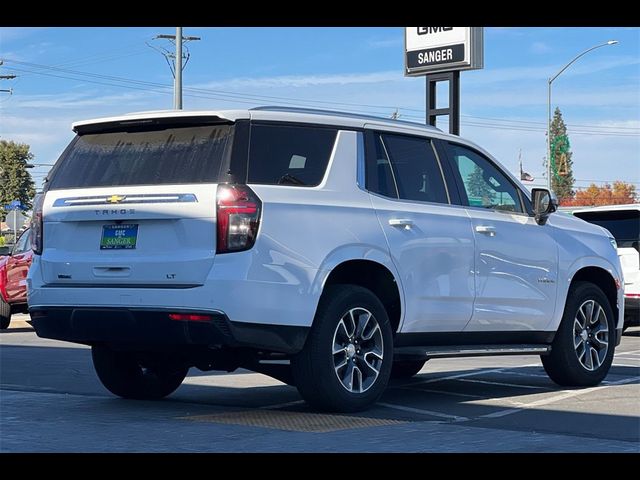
top-left (405, 27), bottom-right (483, 76)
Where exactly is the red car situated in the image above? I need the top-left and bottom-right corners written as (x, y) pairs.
top-left (1, 228), bottom-right (33, 329)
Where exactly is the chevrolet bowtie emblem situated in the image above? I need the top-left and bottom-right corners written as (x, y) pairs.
top-left (106, 195), bottom-right (126, 204)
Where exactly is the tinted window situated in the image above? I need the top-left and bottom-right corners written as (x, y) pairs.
top-left (574, 210), bottom-right (639, 247)
top-left (49, 125), bottom-right (234, 189)
top-left (13, 229), bottom-right (30, 255)
top-left (448, 144), bottom-right (523, 213)
top-left (248, 124), bottom-right (337, 187)
top-left (366, 133), bottom-right (398, 198)
top-left (381, 134), bottom-right (448, 204)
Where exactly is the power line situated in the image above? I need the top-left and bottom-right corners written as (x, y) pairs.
top-left (2, 58), bottom-right (639, 137)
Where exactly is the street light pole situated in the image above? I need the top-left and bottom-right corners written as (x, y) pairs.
top-left (546, 40), bottom-right (618, 191)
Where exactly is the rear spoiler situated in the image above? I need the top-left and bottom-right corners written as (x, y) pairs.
top-left (73, 115), bottom-right (232, 135)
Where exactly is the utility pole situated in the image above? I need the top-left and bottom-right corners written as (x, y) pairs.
top-left (147, 29), bottom-right (201, 110)
top-left (0, 60), bottom-right (16, 95)
top-left (174, 27), bottom-right (183, 109)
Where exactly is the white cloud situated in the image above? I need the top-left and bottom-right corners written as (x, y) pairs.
top-left (0, 27), bottom-right (47, 44)
top-left (460, 84), bottom-right (640, 108)
top-left (368, 37), bottom-right (403, 49)
top-left (192, 71), bottom-right (403, 90)
top-left (463, 55), bottom-right (640, 86)
top-left (530, 41), bottom-right (551, 54)
top-left (12, 91), bottom-right (153, 109)
top-left (485, 27), bottom-right (526, 36)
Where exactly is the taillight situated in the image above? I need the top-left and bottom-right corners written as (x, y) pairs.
top-left (216, 184), bottom-right (261, 254)
top-left (31, 193), bottom-right (44, 255)
top-left (169, 313), bottom-right (212, 322)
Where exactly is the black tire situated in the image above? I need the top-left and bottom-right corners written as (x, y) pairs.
top-left (92, 345), bottom-right (189, 400)
top-left (391, 359), bottom-right (427, 379)
top-left (542, 281), bottom-right (615, 387)
top-left (292, 285), bottom-right (393, 412)
top-left (0, 296), bottom-right (11, 330)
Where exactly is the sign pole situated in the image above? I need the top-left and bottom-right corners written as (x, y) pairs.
top-left (407, 27), bottom-right (480, 135)
top-left (425, 70), bottom-right (460, 135)
top-left (450, 70), bottom-right (460, 135)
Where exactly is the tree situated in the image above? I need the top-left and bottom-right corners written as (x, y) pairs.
top-left (612, 181), bottom-right (638, 204)
top-left (0, 140), bottom-right (36, 220)
top-left (466, 164), bottom-right (495, 207)
top-left (561, 181), bottom-right (638, 207)
top-left (549, 107), bottom-right (575, 202)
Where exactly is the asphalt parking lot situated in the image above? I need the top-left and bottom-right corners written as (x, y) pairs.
top-left (1, 313), bottom-right (638, 452)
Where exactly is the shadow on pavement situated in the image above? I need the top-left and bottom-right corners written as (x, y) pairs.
top-left (2, 342), bottom-right (638, 443)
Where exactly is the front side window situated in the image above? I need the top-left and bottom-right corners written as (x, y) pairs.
top-left (247, 124), bottom-right (337, 187)
top-left (448, 144), bottom-right (523, 213)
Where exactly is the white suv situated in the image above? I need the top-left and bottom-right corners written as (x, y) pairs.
top-left (28, 107), bottom-right (624, 412)
top-left (572, 204), bottom-right (639, 329)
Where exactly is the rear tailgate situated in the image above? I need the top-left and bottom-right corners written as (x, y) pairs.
top-left (41, 185), bottom-right (217, 287)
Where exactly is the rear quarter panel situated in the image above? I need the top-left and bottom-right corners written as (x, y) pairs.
top-left (209, 130), bottom-right (399, 327)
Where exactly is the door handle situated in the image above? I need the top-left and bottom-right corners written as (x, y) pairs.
top-left (389, 218), bottom-right (414, 229)
top-left (475, 225), bottom-right (496, 236)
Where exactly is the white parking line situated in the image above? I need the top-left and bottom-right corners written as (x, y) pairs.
top-left (456, 378), bottom-right (552, 390)
top-left (494, 370), bottom-right (549, 379)
top-left (409, 363), bottom-right (541, 386)
top-left (474, 375), bottom-right (640, 420)
top-left (391, 386), bottom-right (485, 399)
top-left (378, 402), bottom-right (469, 421)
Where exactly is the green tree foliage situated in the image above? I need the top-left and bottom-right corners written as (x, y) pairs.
top-left (549, 107), bottom-right (575, 202)
top-left (466, 164), bottom-right (495, 207)
top-left (0, 140), bottom-right (36, 220)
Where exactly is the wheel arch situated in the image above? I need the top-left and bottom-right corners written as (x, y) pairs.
top-left (548, 257), bottom-right (623, 332)
top-left (570, 266), bottom-right (619, 327)
top-left (315, 256), bottom-right (404, 334)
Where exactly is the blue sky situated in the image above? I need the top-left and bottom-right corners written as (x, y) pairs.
top-left (1, 27), bottom-right (638, 192)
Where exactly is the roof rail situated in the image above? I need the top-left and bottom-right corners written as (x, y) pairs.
top-left (250, 106), bottom-right (440, 131)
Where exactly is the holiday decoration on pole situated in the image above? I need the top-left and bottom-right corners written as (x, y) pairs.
top-left (550, 133), bottom-right (571, 180)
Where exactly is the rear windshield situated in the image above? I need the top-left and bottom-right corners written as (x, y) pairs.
top-left (574, 210), bottom-right (640, 247)
top-left (48, 125), bottom-right (234, 189)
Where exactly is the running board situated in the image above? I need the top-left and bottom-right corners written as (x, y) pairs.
top-left (394, 344), bottom-right (551, 360)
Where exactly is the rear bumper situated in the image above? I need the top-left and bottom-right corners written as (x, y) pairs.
top-left (29, 307), bottom-right (308, 354)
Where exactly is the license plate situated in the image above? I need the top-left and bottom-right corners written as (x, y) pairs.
top-left (100, 224), bottom-right (138, 250)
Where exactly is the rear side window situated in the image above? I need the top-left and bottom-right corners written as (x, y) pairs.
top-left (366, 133), bottom-right (399, 198)
top-left (48, 125), bottom-right (234, 189)
top-left (380, 134), bottom-right (448, 204)
top-left (247, 124), bottom-right (337, 187)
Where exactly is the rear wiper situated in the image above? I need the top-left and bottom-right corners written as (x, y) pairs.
top-left (277, 173), bottom-right (306, 186)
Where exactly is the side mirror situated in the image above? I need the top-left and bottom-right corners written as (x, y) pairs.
top-left (531, 188), bottom-right (558, 225)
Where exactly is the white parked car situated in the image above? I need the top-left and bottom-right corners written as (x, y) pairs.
top-left (28, 107), bottom-right (624, 412)
top-left (572, 204), bottom-right (639, 329)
